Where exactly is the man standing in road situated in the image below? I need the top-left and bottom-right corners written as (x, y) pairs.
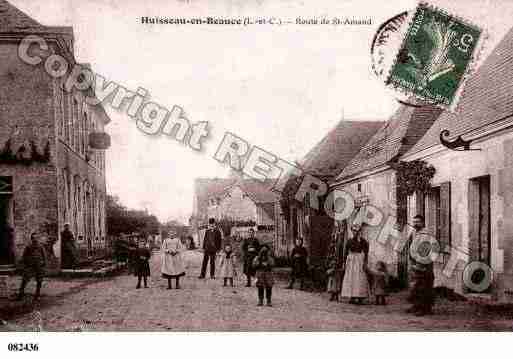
top-left (17, 232), bottom-right (47, 301)
top-left (198, 218), bottom-right (222, 279)
top-left (242, 228), bottom-right (260, 287)
top-left (407, 214), bottom-right (435, 316)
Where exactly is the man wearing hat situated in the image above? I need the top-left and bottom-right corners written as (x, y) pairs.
top-left (198, 218), bottom-right (222, 279)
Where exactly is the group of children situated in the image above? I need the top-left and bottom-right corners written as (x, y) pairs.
top-left (326, 259), bottom-right (389, 305)
top-left (133, 236), bottom-right (390, 307)
top-left (218, 243), bottom-right (275, 306)
top-left (219, 238), bottom-right (390, 307)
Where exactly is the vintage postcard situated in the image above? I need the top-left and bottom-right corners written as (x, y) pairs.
top-left (1, 0), bottom-right (513, 353)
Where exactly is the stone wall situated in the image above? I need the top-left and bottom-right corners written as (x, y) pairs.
top-left (0, 41), bottom-right (60, 271)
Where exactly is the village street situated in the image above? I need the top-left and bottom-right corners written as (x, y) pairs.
top-left (1, 250), bottom-right (512, 331)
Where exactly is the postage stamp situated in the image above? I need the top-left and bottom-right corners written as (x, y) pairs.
top-left (386, 2), bottom-right (484, 110)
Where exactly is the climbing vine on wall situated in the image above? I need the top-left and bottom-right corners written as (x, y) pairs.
top-left (0, 139), bottom-right (51, 165)
top-left (393, 160), bottom-right (436, 197)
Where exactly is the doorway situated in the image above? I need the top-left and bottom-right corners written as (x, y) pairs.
top-left (0, 177), bottom-right (14, 265)
top-left (468, 175), bottom-right (491, 292)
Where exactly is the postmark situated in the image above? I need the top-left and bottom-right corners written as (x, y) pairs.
top-left (385, 2), bottom-right (484, 111)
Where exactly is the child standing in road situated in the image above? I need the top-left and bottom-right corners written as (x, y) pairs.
top-left (326, 259), bottom-right (339, 302)
top-left (135, 241), bottom-right (151, 289)
top-left (219, 244), bottom-right (237, 287)
top-left (369, 261), bottom-right (389, 305)
top-left (253, 245), bottom-right (275, 307)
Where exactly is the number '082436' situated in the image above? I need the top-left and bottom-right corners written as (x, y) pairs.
top-left (7, 343), bottom-right (39, 351)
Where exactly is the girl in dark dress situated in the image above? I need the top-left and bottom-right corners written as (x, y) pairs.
top-left (253, 245), bottom-right (275, 307)
top-left (287, 238), bottom-right (308, 290)
top-left (135, 241), bottom-right (151, 289)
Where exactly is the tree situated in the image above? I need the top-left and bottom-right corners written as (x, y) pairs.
top-left (106, 195), bottom-right (161, 236)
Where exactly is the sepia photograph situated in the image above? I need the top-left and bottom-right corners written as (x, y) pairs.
top-left (1, 0), bottom-right (513, 349)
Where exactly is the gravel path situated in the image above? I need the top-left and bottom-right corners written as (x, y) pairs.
top-left (3, 250), bottom-right (513, 331)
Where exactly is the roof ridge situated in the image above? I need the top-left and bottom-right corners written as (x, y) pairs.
top-left (335, 104), bottom-right (442, 181)
top-left (0, 0), bottom-right (43, 30)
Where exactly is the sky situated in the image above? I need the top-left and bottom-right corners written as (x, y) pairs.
top-left (10, 0), bottom-right (513, 223)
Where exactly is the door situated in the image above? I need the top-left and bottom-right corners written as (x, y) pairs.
top-left (0, 194), bottom-right (14, 265)
top-left (468, 175), bottom-right (491, 292)
top-left (0, 176), bottom-right (14, 266)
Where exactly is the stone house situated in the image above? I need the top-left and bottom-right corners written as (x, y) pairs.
top-left (208, 179), bottom-right (278, 228)
top-left (330, 105), bottom-right (442, 284)
top-left (276, 120), bottom-right (383, 264)
top-left (0, 1), bottom-right (110, 272)
top-left (400, 26), bottom-right (513, 301)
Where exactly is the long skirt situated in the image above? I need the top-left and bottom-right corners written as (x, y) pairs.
top-left (161, 252), bottom-right (186, 278)
top-left (341, 252), bottom-right (370, 298)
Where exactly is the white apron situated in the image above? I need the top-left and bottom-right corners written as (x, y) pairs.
top-left (341, 252), bottom-right (370, 298)
top-left (161, 237), bottom-right (186, 277)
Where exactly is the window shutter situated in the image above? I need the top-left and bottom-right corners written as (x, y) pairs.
top-left (468, 180), bottom-right (480, 262)
top-left (439, 182), bottom-right (451, 258)
top-left (415, 191), bottom-right (425, 218)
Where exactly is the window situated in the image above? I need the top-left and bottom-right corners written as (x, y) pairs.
top-left (422, 182), bottom-right (451, 262)
top-left (82, 114), bottom-right (88, 155)
top-left (64, 94), bottom-right (70, 143)
top-left (70, 98), bottom-right (77, 149)
top-left (357, 183), bottom-right (362, 192)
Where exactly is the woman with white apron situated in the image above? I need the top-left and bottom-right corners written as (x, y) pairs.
top-left (341, 224), bottom-right (370, 304)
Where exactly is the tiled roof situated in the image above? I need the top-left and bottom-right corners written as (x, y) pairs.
top-left (405, 26), bottom-right (513, 156)
top-left (336, 104), bottom-right (443, 180)
top-left (236, 179), bottom-right (280, 204)
top-left (0, 0), bottom-right (72, 34)
top-left (0, 0), bottom-right (42, 31)
top-left (275, 120), bottom-right (383, 199)
top-left (300, 120), bottom-right (384, 181)
top-left (193, 178), bottom-right (236, 218)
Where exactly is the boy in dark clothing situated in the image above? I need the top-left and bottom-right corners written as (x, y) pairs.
top-left (242, 228), bottom-right (260, 287)
top-left (135, 242), bottom-right (152, 289)
top-left (17, 232), bottom-right (47, 301)
top-left (199, 218), bottom-right (222, 279)
top-left (287, 238), bottom-right (308, 290)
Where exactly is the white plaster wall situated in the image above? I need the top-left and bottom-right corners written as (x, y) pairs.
top-left (408, 130), bottom-right (513, 298)
top-left (334, 169), bottom-right (399, 275)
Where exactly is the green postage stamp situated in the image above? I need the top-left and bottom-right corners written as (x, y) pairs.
top-left (386, 2), bottom-right (483, 110)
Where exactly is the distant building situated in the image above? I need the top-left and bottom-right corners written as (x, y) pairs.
top-left (209, 179), bottom-right (278, 228)
top-left (0, 1), bottom-right (110, 272)
top-left (190, 177), bottom-right (236, 246)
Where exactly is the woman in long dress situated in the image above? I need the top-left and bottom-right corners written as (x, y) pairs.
top-left (341, 224), bottom-right (370, 304)
top-left (161, 235), bottom-right (186, 289)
